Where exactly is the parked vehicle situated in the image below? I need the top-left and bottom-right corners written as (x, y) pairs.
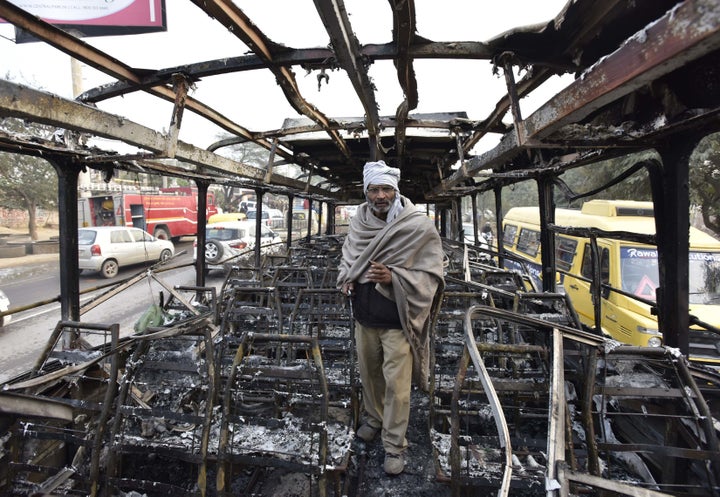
top-left (208, 212), bottom-right (247, 223)
top-left (0, 289), bottom-right (11, 327)
top-left (246, 208), bottom-right (285, 230)
top-left (502, 200), bottom-right (720, 365)
top-left (78, 187), bottom-right (219, 241)
top-left (239, 200), bottom-right (256, 212)
top-left (290, 209), bottom-right (318, 238)
top-left (78, 226), bottom-right (175, 278)
top-left (193, 220), bottom-right (282, 273)
top-left (461, 222), bottom-right (488, 247)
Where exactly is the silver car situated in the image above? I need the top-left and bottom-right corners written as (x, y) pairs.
top-left (193, 220), bottom-right (282, 273)
top-left (78, 226), bottom-right (175, 278)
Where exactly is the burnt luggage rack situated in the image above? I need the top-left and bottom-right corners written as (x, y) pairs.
top-left (270, 265), bottom-right (315, 329)
top-left (215, 285), bottom-right (283, 379)
top-left (215, 332), bottom-right (353, 497)
top-left (428, 281), bottom-right (494, 439)
top-left (558, 343), bottom-right (720, 497)
top-left (433, 303), bottom-right (566, 497)
top-left (288, 288), bottom-right (359, 422)
top-left (1, 321), bottom-right (122, 496)
top-left (219, 263), bottom-right (266, 298)
top-left (104, 315), bottom-right (217, 496)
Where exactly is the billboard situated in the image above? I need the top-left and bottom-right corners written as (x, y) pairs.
top-left (3, 0), bottom-right (166, 41)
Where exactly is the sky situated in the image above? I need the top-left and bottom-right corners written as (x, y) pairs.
top-left (1, 1), bottom-right (572, 154)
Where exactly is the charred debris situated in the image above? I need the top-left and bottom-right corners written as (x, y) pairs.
top-left (0, 238), bottom-right (719, 497)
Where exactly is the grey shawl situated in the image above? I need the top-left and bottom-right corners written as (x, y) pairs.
top-left (337, 196), bottom-right (445, 390)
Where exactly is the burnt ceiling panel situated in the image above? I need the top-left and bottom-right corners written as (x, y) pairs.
top-left (0, 0), bottom-right (718, 203)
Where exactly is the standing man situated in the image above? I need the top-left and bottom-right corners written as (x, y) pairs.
top-left (338, 160), bottom-right (445, 475)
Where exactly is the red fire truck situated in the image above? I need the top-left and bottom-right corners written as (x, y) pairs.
top-left (78, 187), bottom-right (219, 241)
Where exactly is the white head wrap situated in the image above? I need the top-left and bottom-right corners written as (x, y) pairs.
top-left (363, 160), bottom-right (400, 192)
top-left (363, 160), bottom-right (403, 222)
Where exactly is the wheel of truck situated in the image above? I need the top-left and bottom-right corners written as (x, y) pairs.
top-left (204, 240), bottom-right (223, 263)
top-left (153, 227), bottom-right (170, 240)
top-left (100, 259), bottom-right (119, 278)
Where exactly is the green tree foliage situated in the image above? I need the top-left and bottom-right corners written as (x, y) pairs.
top-left (501, 181), bottom-right (538, 215)
top-left (494, 144), bottom-right (719, 241)
top-left (0, 151), bottom-right (58, 240)
top-left (690, 133), bottom-right (720, 238)
top-left (215, 139), bottom-right (270, 212)
top-left (556, 151), bottom-right (655, 208)
top-left (0, 117), bottom-right (59, 240)
top-left (497, 152), bottom-right (656, 216)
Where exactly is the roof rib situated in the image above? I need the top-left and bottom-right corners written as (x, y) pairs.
top-left (191, 0), bottom-right (352, 161)
top-left (314, 0), bottom-right (382, 158)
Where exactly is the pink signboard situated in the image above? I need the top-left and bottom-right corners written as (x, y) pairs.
top-left (3, 0), bottom-right (166, 39)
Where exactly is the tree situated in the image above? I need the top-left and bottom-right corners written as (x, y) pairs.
top-left (497, 144), bottom-right (720, 241)
top-left (0, 117), bottom-right (59, 240)
top-left (501, 181), bottom-right (538, 214)
top-left (215, 139), bottom-right (270, 212)
top-left (557, 151), bottom-right (655, 207)
top-left (690, 133), bottom-right (720, 238)
top-left (0, 151), bottom-right (58, 240)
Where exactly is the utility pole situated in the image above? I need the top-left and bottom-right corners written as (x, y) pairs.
top-left (72, 56), bottom-right (93, 197)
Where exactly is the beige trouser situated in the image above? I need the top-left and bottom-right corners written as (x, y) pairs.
top-left (354, 321), bottom-right (413, 454)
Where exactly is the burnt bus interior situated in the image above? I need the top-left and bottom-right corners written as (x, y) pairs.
top-left (1, 1), bottom-right (720, 496)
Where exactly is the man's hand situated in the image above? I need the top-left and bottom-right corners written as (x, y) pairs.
top-left (367, 260), bottom-right (392, 285)
top-left (342, 282), bottom-right (355, 296)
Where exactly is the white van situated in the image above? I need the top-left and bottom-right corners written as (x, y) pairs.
top-left (502, 200), bottom-right (720, 365)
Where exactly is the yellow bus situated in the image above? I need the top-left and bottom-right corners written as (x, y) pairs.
top-left (502, 200), bottom-right (720, 364)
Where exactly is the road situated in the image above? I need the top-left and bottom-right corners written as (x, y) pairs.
top-left (1, 240), bottom-right (196, 309)
top-left (0, 240), bottom-right (227, 384)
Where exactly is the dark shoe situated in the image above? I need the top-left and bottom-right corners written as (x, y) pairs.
top-left (384, 452), bottom-right (405, 475)
top-left (356, 423), bottom-right (379, 442)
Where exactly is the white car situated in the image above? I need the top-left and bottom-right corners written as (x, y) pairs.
top-left (194, 220), bottom-right (283, 273)
top-left (0, 289), bottom-right (11, 327)
top-left (78, 226), bottom-right (175, 279)
top-left (246, 208), bottom-right (285, 230)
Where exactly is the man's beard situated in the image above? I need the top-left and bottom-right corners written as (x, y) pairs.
top-left (367, 196), bottom-right (392, 214)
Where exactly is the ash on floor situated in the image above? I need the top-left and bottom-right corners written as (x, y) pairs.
top-left (257, 388), bottom-right (454, 497)
top-left (346, 389), bottom-right (452, 497)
